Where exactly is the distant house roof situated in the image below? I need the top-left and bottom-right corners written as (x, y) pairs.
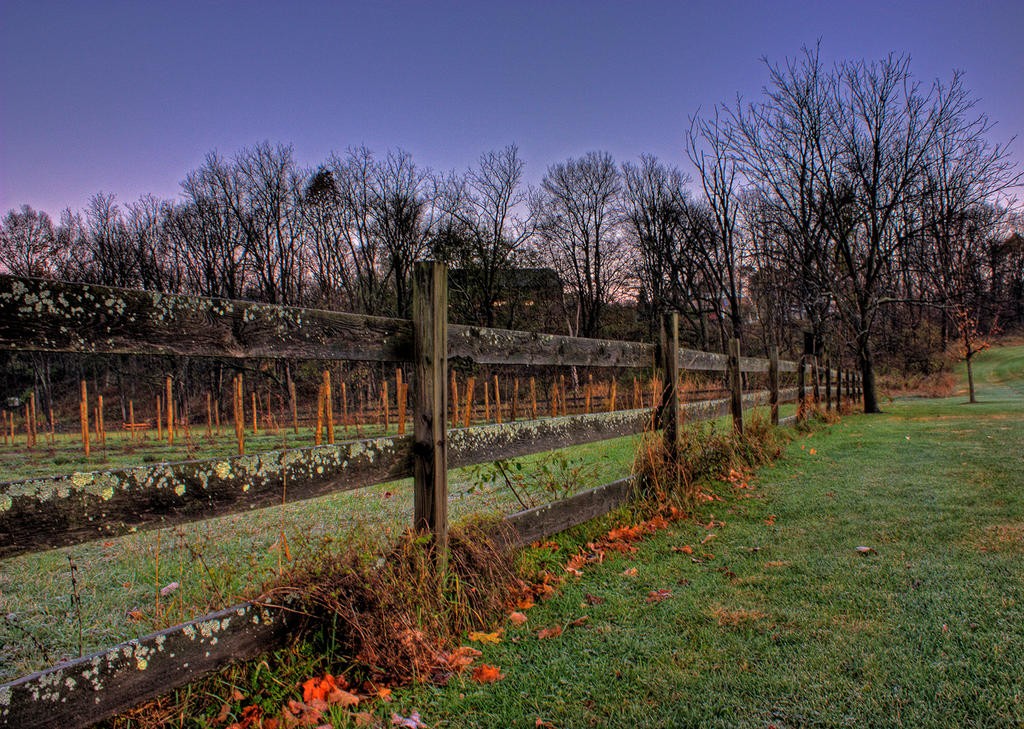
top-left (450, 267), bottom-right (561, 293)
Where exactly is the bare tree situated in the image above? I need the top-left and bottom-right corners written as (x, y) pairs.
top-left (620, 155), bottom-right (711, 342)
top-left (686, 112), bottom-right (748, 346)
top-left (435, 145), bottom-right (533, 327)
top-left (0, 205), bottom-right (57, 277)
top-left (533, 151), bottom-right (626, 338)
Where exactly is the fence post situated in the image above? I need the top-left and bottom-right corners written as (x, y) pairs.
top-left (658, 312), bottom-right (681, 478)
top-left (412, 261), bottom-right (448, 560)
top-left (769, 345), bottom-right (779, 426)
top-left (797, 356), bottom-right (806, 422)
top-left (825, 358), bottom-right (832, 411)
top-left (728, 337), bottom-right (743, 434)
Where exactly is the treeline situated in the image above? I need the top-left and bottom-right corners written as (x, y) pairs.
top-left (1, 48), bottom-right (1022, 412)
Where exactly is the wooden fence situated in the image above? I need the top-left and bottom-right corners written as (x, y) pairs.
top-left (0, 264), bottom-right (860, 727)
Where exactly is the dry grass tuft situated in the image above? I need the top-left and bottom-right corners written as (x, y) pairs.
top-left (709, 604), bottom-right (767, 628)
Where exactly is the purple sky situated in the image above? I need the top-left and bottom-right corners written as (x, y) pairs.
top-left (2, 0), bottom-right (1022, 216)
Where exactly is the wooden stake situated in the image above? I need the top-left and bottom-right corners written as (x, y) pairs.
top-left (493, 375), bottom-right (502, 424)
top-left (559, 375), bottom-right (568, 416)
top-left (25, 404), bottom-right (33, 449)
top-left (396, 369), bottom-right (406, 435)
top-left (512, 378), bottom-right (519, 421)
top-left (80, 380), bottom-right (90, 457)
top-left (156, 395), bottom-right (162, 441)
top-left (48, 407), bottom-right (55, 445)
top-left (585, 374), bottom-right (593, 414)
top-left (381, 380), bottom-right (389, 435)
top-left (463, 377), bottom-right (475, 427)
top-left (530, 377), bottom-right (537, 419)
top-left (129, 400), bottom-right (136, 440)
top-left (549, 381), bottom-right (558, 418)
top-left (234, 375), bottom-right (245, 455)
top-left (483, 380), bottom-right (490, 422)
top-left (450, 371), bottom-right (459, 428)
top-left (608, 379), bottom-right (617, 412)
top-left (164, 376), bottom-right (173, 446)
top-left (206, 392), bottom-right (213, 438)
top-left (323, 370), bottom-right (334, 444)
top-left (214, 398), bottom-right (221, 436)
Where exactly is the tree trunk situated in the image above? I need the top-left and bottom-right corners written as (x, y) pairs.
top-left (967, 354), bottom-right (976, 404)
top-left (856, 335), bottom-right (881, 413)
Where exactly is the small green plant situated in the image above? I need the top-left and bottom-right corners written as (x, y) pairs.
top-left (468, 452), bottom-right (599, 511)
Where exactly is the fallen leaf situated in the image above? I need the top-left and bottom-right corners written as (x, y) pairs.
top-left (537, 625), bottom-right (563, 639)
top-left (214, 703), bottom-right (231, 724)
top-left (226, 705), bottom-right (264, 729)
top-left (374, 686), bottom-right (393, 702)
top-left (584, 593), bottom-right (605, 605)
top-left (443, 645), bottom-right (482, 673)
top-left (303, 674), bottom-right (349, 704)
top-left (535, 720), bottom-right (557, 728)
top-left (764, 514), bottom-right (777, 526)
top-left (159, 581), bottom-right (180, 597)
top-left (327, 688), bottom-right (360, 708)
top-left (354, 713), bottom-right (376, 727)
top-left (621, 567), bottom-right (638, 577)
top-left (701, 533), bottom-right (717, 545)
top-left (672, 545), bottom-right (694, 554)
top-left (516, 596), bottom-right (536, 611)
top-left (809, 448), bottom-right (817, 455)
top-left (855, 546), bottom-right (877, 554)
top-left (468, 630), bottom-right (502, 644)
top-left (646, 589), bottom-right (673, 603)
top-left (568, 615), bottom-right (590, 628)
top-left (126, 608), bottom-right (145, 622)
top-left (508, 611), bottom-right (528, 626)
top-left (471, 664), bottom-right (504, 683)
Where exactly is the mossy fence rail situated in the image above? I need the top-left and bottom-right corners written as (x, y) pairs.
top-left (0, 263), bottom-right (858, 727)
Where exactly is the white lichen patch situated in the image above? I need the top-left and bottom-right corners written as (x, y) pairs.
top-left (174, 484), bottom-right (186, 497)
top-left (70, 472), bottom-right (94, 488)
top-left (213, 462), bottom-right (231, 479)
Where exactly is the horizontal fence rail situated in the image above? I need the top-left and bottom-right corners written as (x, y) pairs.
top-left (0, 275), bottom-right (794, 374)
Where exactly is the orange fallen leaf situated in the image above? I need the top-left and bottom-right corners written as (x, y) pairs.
top-left (621, 567), bottom-right (638, 577)
top-left (809, 448), bottom-right (817, 455)
top-left (673, 545), bottom-right (694, 554)
top-left (516, 596), bottom-right (536, 611)
top-left (509, 611), bottom-right (528, 626)
top-left (764, 514), bottom-right (777, 525)
top-left (568, 615), bottom-right (590, 628)
top-left (471, 664), bottom-right (504, 683)
top-left (584, 593), bottom-right (605, 605)
top-left (700, 533), bottom-right (717, 545)
top-left (646, 589), bottom-right (672, 603)
top-left (468, 630), bottom-right (502, 644)
top-left (537, 625), bottom-right (563, 639)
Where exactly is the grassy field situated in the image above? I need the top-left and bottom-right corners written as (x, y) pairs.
top-left (375, 345), bottom-right (1024, 728)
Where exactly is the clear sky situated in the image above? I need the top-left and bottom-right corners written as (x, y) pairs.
top-left (2, 0), bottom-right (1022, 216)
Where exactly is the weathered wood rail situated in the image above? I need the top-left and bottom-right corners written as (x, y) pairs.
top-left (0, 266), bottom-right (855, 728)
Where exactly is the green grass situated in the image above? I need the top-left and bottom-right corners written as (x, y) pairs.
top-left (0, 428), bottom-right (643, 680)
top-left (371, 345), bottom-right (1024, 728)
